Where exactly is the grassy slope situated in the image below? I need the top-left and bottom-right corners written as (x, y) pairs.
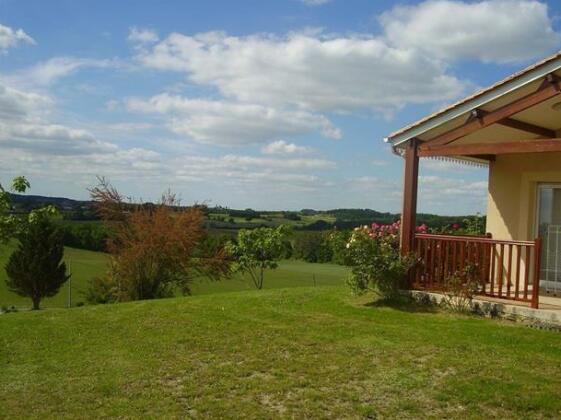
top-left (1, 286), bottom-right (560, 419)
top-left (0, 243), bottom-right (348, 308)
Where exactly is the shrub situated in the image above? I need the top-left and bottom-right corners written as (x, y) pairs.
top-left (84, 275), bottom-right (120, 304)
top-left (441, 264), bottom-right (483, 313)
top-left (61, 222), bottom-right (110, 251)
top-left (293, 232), bottom-right (333, 263)
top-left (227, 225), bottom-right (289, 289)
top-left (280, 239), bottom-right (293, 259)
top-left (88, 178), bottom-right (231, 302)
top-left (327, 230), bottom-right (351, 265)
top-left (344, 222), bottom-right (414, 299)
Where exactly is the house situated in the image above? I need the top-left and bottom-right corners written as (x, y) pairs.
top-left (385, 51), bottom-right (561, 310)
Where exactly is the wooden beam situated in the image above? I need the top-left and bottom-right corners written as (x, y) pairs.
top-left (400, 138), bottom-right (419, 255)
top-left (497, 118), bottom-right (556, 138)
top-left (470, 109), bottom-right (555, 138)
top-left (418, 138), bottom-right (561, 157)
top-left (424, 75), bottom-right (561, 147)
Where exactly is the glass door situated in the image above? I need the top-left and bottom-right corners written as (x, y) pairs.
top-left (536, 184), bottom-right (561, 295)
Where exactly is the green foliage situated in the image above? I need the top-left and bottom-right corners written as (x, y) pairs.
top-left (5, 218), bottom-right (71, 310)
top-left (344, 227), bottom-right (414, 299)
top-left (280, 239), bottom-right (293, 259)
top-left (0, 176), bottom-right (58, 244)
top-left (293, 232), bottom-right (333, 263)
top-left (461, 213), bottom-right (486, 236)
top-left (327, 230), bottom-right (351, 265)
top-left (227, 225), bottom-right (290, 289)
top-left (61, 222), bottom-right (110, 251)
top-left (228, 208), bottom-right (260, 221)
top-left (84, 275), bottom-right (120, 304)
top-left (11, 176), bottom-right (30, 193)
top-left (441, 264), bottom-right (483, 313)
top-left (282, 211), bottom-right (301, 221)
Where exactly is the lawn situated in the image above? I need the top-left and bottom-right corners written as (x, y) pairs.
top-left (0, 243), bottom-right (349, 309)
top-left (1, 286), bottom-right (560, 418)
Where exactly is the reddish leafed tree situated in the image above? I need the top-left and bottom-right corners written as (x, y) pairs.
top-left (87, 177), bottom-right (230, 302)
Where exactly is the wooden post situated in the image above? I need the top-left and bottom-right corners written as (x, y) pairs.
top-left (400, 138), bottom-right (419, 255)
top-left (531, 237), bottom-right (542, 309)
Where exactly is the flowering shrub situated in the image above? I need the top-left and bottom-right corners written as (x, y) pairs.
top-left (417, 214), bottom-right (486, 236)
top-left (441, 264), bottom-right (484, 313)
top-left (345, 221), bottom-right (415, 298)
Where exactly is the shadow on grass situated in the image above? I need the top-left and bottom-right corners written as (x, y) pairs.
top-left (363, 295), bottom-right (439, 314)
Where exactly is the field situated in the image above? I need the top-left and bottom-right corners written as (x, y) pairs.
top-left (1, 286), bottom-right (560, 418)
top-left (0, 243), bottom-right (349, 309)
top-left (207, 212), bottom-right (337, 229)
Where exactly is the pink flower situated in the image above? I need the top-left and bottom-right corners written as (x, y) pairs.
top-left (416, 224), bottom-right (428, 233)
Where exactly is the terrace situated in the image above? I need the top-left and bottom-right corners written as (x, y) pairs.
top-left (386, 51), bottom-right (561, 313)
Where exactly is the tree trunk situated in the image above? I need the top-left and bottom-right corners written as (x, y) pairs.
top-left (31, 295), bottom-right (41, 310)
top-left (259, 266), bottom-right (264, 290)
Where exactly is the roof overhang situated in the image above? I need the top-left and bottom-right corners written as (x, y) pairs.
top-left (385, 51), bottom-right (561, 162)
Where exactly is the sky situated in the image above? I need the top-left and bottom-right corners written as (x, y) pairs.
top-left (1, 0), bottom-right (560, 214)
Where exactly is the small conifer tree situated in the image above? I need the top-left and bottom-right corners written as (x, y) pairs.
top-left (5, 218), bottom-right (70, 310)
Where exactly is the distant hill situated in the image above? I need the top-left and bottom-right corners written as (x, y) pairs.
top-left (9, 193), bottom-right (88, 209)
top-left (8, 193), bottom-right (478, 230)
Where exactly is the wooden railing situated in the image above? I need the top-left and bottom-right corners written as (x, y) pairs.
top-left (413, 233), bottom-right (542, 308)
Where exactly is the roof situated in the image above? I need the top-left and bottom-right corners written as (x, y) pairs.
top-left (385, 51), bottom-right (561, 149)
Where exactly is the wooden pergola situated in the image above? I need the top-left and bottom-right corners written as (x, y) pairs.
top-left (399, 73), bottom-right (561, 255)
top-left (385, 52), bottom-right (561, 309)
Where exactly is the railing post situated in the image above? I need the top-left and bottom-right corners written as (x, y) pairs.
top-left (531, 237), bottom-right (542, 309)
top-left (400, 138), bottom-right (419, 256)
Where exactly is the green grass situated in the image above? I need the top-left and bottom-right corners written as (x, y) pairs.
top-left (1, 287), bottom-right (560, 418)
top-left (192, 260), bottom-right (348, 295)
top-left (0, 242), bottom-right (348, 309)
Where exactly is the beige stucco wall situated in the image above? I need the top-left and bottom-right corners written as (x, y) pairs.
top-left (486, 152), bottom-right (561, 241)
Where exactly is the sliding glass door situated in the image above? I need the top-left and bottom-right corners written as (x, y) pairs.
top-left (537, 184), bottom-right (561, 295)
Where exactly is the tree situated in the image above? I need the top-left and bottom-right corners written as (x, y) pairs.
top-left (88, 178), bottom-right (230, 302)
top-left (227, 226), bottom-right (289, 289)
top-left (5, 218), bottom-right (70, 310)
top-left (293, 232), bottom-right (333, 263)
top-left (0, 176), bottom-right (57, 243)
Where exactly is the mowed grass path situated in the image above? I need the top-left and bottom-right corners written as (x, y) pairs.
top-left (0, 243), bottom-right (349, 308)
top-left (1, 286), bottom-right (560, 418)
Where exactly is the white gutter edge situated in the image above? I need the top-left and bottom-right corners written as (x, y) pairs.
top-left (385, 56), bottom-right (561, 149)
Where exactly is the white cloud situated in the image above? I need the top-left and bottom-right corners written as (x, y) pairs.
top-left (128, 27), bottom-right (159, 44)
top-left (127, 93), bottom-right (341, 145)
top-left (0, 23), bottom-right (35, 52)
top-left (262, 140), bottom-right (312, 155)
top-left (104, 99), bottom-right (120, 111)
top-left (8, 57), bottom-right (117, 87)
top-left (105, 122), bottom-right (154, 131)
top-left (181, 154), bottom-right (335, 171)
top-left (381, 0), bottom-right (561, 63)
top-left (137, 31), bottom-right (467, 112)
top-left (0, 83), bottom-right (52, 120)
top-left (418, 175), bottom-right (487, 213)
top-left (173, 155), bottom-right (336, 193)
top-left (0, 81), bottom-right (117, 156)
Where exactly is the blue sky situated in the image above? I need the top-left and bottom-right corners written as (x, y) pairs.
top-left (1, 0), bottom-right (560, 214)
